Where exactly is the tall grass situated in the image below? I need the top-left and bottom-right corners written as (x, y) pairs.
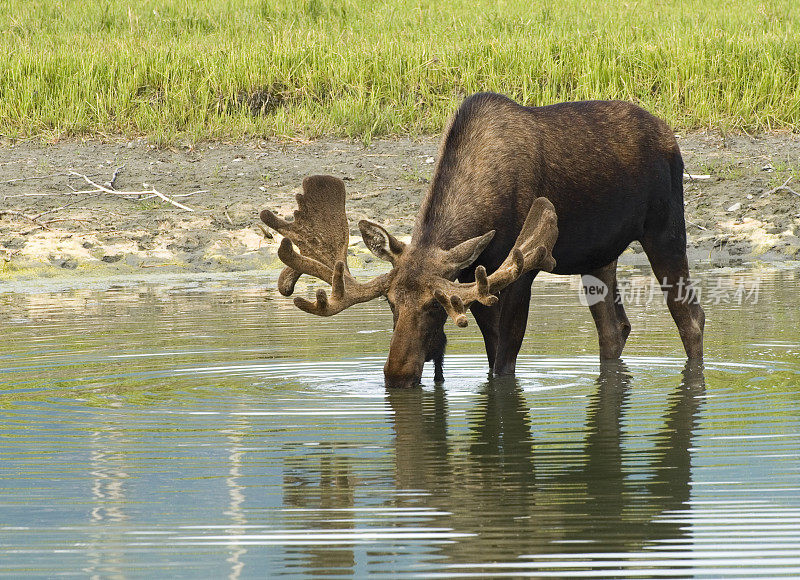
top-left (0, 0), bottom-right (798, 142)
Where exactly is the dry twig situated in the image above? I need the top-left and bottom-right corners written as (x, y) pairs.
top-left (762, 176), bottom-right (800, 199)
top-left (107, 164), bottom-right (124, 189)
top-left (685, 218), bottom-right (708, 231)
top-left (0, 171), bottom-right (106, 185)
top-left (70, 171), bottom-right (195, 211)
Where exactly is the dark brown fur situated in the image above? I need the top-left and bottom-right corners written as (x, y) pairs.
top-left (381, 93), bottom-right (704, 387)
top-left (264, 92), bottom-right (705, 388)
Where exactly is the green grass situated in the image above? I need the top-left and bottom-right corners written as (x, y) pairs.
top-left (1, 0), bottom-right (798, 143)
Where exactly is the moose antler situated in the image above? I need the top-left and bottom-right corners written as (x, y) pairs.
top-left (260, 175), bottom-right (391, 316)
top-left (434, 197), bottom-right (558, 326)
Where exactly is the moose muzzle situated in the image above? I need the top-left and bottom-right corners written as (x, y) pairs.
top-left (383, 313), bottom-right (426, 388)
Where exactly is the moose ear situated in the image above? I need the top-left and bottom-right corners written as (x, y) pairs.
top-left (358, 220), bottom-right (406, 264)
top-left (443, 230), bottom-right (495, 274)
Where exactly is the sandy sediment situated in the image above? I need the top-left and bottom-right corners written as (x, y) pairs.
top-left (1, 132), bottom-right (799, 282)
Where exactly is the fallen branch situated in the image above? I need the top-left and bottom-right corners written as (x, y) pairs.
top-left (107, 164), bottom-right (124, 189)
top-left (685, 218), bottom-right (708, 231)
top-left (140, 190), bottom-right (205, 201)
top-left (762, 176), bottom-right (800, 199)
top-left (70, 171), bottom-right (195, 212)
top-left (0, 171), bottom-right (103, 185)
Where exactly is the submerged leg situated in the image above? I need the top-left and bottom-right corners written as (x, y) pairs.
top-left (433, 353), bottom-right (444, 383)
top-left (614, 280), bottom-right (631, 345)
top-left (471, 301), bottom-right (500, 372)
top-left (493, 270), bottom-right (537, 376)
top-left (584, 260), bottom-right (631, 359)
top-left (641, 240), bottom-right (705, 359)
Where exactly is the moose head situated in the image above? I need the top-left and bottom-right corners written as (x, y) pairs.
top-left (261, 175), bottom-right (557, 388)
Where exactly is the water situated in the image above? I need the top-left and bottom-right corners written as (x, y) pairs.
top-left (1, 267), bottom-right (799, 578)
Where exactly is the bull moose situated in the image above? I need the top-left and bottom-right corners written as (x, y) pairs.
top-left (260, 93), bottom-right (705, 388)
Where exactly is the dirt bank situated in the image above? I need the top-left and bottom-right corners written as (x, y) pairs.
top-left (1, 132), bottom-right (799, 280)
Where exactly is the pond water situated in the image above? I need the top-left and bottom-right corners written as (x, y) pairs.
top-left (1, 266), bottom-right (799, 578)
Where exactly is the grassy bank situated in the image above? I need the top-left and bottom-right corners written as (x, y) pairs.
top-left (1, 0), bottom-right (798, 143)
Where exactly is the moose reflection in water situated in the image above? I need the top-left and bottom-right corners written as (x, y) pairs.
top-left (280, 363), bottom-right (705, 573)
top-left (283, 453), bottom-right (357, 574)
top-left (388, 361), bottom-right (705, 563)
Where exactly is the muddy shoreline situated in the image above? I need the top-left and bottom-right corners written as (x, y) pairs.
top-left (1, 132), bottom-right (799, 282)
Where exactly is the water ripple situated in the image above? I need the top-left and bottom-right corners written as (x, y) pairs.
top-left (1, 270), bottom-right (799, 577)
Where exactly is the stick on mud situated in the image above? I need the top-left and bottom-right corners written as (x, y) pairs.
top-left (70, 171), bottom-right (195, 212)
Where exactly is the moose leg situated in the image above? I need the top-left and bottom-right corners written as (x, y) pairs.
top-left (585, 260), bottom-right (631, 359)
top-left (433, 353), bottom-right (445, 383)
top-left (641, 240), bottom-right (705, 359)
top-left (471, 301), bottom-right (501, 370)
top-left (614, 280), bottom-right (631, 345)
top-left (493, 270), bottom-right (537, 376)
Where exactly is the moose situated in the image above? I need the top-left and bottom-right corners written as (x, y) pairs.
top-left (261, 93), bottom-right (705, 388)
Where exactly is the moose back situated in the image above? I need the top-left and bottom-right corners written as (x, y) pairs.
top-left (261, 93), bottom-right (705, 388)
